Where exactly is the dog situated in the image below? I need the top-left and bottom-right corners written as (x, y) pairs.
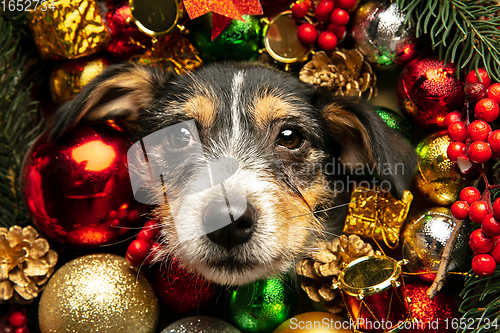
top-left (51, 62), bottom-right (417, 286)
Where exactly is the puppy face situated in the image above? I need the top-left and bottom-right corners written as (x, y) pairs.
top-left (51, 63), bottom-right (416, 285)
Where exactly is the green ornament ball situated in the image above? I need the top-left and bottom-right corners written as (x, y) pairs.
top-left (375, 106), bottom-right (412, 142)
top-left (226, 276), bottom-right (297, 333)
top-left (189, 14), bottom-right (262, 63)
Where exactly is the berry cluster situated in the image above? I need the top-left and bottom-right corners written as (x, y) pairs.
top-left (125, 220), bottom-right (161, 267)
top-left (448, 68), bottom-right (500, 277)
top-left (293, 0), bottom-right (357, 52)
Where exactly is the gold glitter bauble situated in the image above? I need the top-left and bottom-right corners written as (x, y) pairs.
top-left (38, 253), bottom-right (159, 333)
top-left (415, 130), bottom-right (469, 205)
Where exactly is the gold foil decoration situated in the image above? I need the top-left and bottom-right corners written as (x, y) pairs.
top-left (27, 0), bottom-right (110, 60)
top-left (0, 226), bottom-right (58, 304)
top-left (300, 49), bottom-right (377, 99)
top-left (134, 33), bottom-right (203, 74)
top-left (296, 234), bottom-right (374, 313)
top-left (343, 186), bottom-right (413, 249)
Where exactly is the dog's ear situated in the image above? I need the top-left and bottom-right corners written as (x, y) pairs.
top-left (314, 92), bottom-right (417, 198)
top-left (50, 63), bottom-right (168, 139)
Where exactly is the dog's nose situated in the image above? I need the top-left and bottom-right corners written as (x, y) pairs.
top-left (204, 202), bottom-right (256, 250)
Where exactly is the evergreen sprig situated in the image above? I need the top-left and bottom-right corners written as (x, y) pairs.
top-left (396, 0), bottom-right (500, 81)
top-left (0, 16), bottom-right (42, 228)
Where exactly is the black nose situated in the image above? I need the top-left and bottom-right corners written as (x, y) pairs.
top-left (204, 202), bottom-right (256, 250)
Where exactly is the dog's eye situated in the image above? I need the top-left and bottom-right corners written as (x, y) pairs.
top-left (167, 127), bottom-right (193, 148)
top-left (276, 128), bottom-right (304, 149)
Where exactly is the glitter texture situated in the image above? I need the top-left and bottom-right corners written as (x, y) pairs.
top-left (38, 254), bottom-right (159, 333)
top-left (163, 316), bottom-right (241, 333)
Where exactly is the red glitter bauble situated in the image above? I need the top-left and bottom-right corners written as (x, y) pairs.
top-left (397, 57), bottom-right (465, 128)
top-left (20, 124), bottom-right (147, 248)
top-left (105, 5), bottom-right (152, 60)
top-left (154, 258), bottom-right (219, 314)
top-left (405, 283), bottom-right (459, 333)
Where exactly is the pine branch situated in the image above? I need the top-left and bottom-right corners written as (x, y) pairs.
top-left (0, 16), bottom-right (43, 228)
top-left (396, 0), bottom-right (500, 81)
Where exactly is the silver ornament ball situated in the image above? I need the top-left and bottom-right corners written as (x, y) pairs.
top-left (163, 316), bottom-right (242, 333)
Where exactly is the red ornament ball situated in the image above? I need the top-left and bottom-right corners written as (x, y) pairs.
top-left (469, 200), bottom-right (489, 224)
top-left (20, 124), bottom-right (146, 248)
top-left (317, 31), bottom-right (338, 51)
top-left (330, 8), bottom-right (350, 26)
top-left (446, 141), bottom-right (466, 162)
top-left (487, 83), bottom-right (500, 104)
top-left (466, 68), bottom-right (491, 89)
top-left (472, 254), bottom-right (496, 277)
top-left (482, 214), bottom-right (500, 238)
top-left (105, 5), bottom-right (152, 60)
top-left (459, 186), bottom-right (481, 205)
top-left (447, 121), bottom-right (467, 142)
top-left (469, 229), bottom-right (494, 254)
top-left (397, 57), bottom-right (465, 128)
top-left (404, 282), bottom-right (458, 333)
top-left (315, 0), bottom-right (335, 21)
top-left (291, 2), bottom-right (308, 19)
top-left (467, 120), bottom-right (491, 142)
top-left (154, 258), bottom-right (219, 314)
top-left (443, 111), bottom-right (462, 128)
top-left (488, 130), bottom-right (500, 153)
top-left (467, 141), bottom-right (492, 164)
top-left (297, 23), bottom-right (318, 45)
top-left (475, 98), bottom-right (500, 122)
top-left (451, 201), bottom-right (469, 220)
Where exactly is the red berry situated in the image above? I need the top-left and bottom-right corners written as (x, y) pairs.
top-left (488, 130), bottom-right (500, 154)
top-left (326, 24), bottom-right (347, 40)
top-left (487, 83), bottom-right (500, 104)
top-left (475, 98), bottom-right (500, 122)
top-left (330, 8), bottom-right (350, 26)
top-left (472, 254), bottom-right (496, 277)
top-left (8, 312), bottom-right (27, 328)
top-left (447, 121), bottom-right (467, 142)
top-left (466, 68), bottom-right (491, 88)
top-left (297, 23), bottom-right (318, 45)
top-left (469, 229), bottom-right (494, 253)
top-left (136, 220), bottom-right (159, 244)
top-left (468, 120), bottom-right (492, 142)
top-left (14, 328), bottom-right (29, 333)
top-left (447, 141), bottom-right (466, 162)
top-left (465, 83), bottom-right (488, 104)
top-left (126, 239), bottom-right (150, 266)
top-left (470, 201), bottom-right (489, 224)
top-left (467, 141), bottom-right (492, 164)
top-left (460, 187), bottom-right (481, 205)
top-left (145, 242), bottom-right (162, 265)
top-left (451, 200), bottom-right (469, 220)
top-left (482, 214), bottom-right (500, 238)
top-left (315, 0), bottom-right (335, 21)
top-left (336, 0), bottom-right (357, 9)
top-left (317, 31), bottom-right (338, 51)
top-left (443, 111), bottom-right (462, 128)
top-left (493, 198), bottom-right (500, 219)
top-left (291, 2), bottom-right (308, 19)
top-left (491, 239), bottom-right (500, 263)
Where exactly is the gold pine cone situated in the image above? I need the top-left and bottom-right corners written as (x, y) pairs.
top-left (0, 225), bottom-right (58, 304)
top-left (299, 49), bottom-right (377, 99)
top-left (296, 234), bottom-right (374, 313)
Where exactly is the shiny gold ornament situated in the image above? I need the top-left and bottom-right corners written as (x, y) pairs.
top-left (296, 235), bottom-right (374, 313)
top-left (135, 33), bottom-right (203, 74)
top-left (0, 226), bottom-right (58, 304)
top-left (415, 131), bottom-right (469, 205)
top-left (50, 56), bottom-right (111, 103)
top-left (38, 253), bottom-right (159, 333)
top-left (343, 186), bottom-right (413, 248)
top-left (27, 0), bottom-right (110, 60)
top-left (299, 50), bottom-right (377, 99)
top-left (402, 207), bottom-right (472, 282)
top-left (273, 312), bottom-right (351, 333)
top-left (130, 0), bottom-right (182, 36)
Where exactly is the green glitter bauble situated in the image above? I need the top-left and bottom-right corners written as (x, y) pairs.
top-left (189, 14), bottom-right (262, 62)
top-left (226, 276), bottom-right (297, 333)
top-left (375, 106), bottom-right (413, 142)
